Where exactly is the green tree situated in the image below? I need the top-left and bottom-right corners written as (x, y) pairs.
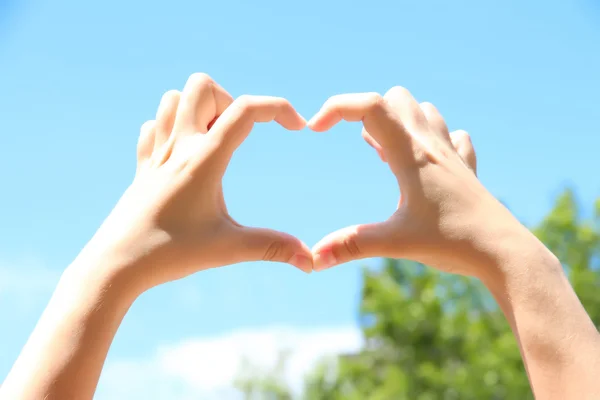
top-left (234, 350), bottom-right (294, 400)
top-left (236, 189), bottom-right (600, 400)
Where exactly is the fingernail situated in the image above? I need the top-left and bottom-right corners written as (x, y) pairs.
top-left (313, 251), bottom-right (337, 272)
top-left (289, 254), bottom-right (313, 273)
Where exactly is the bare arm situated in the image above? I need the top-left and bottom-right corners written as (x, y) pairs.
top-left (0, 258), bottom-right (137, 399)
top-left (0, 74), bottom-right (311, 400)
top-left (482, 224), bottom-right (600, 399)
top-left (307, 87), bottom-right (600, 399)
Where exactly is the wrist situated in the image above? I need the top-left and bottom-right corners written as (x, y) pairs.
top-left (63, 249), bottom-right (147, 306)
top-left (482, 227), bottom-right (559, 282)
top-left (474, 224), bottom-right (599, 350)
top-left (477, 231), bottom-right (565, 301)
top-left (461, 195), bottom-right (552, 283)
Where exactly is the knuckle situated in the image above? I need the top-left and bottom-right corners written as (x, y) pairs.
top-left (187, 72), bottom-right (213, 89)
top-left (234, 94), bottom-right (256, 112)
top-left (419, 101), bottom-right (436, 112)
top-left (385, 85), bottom-right (411, 99)
top-left (161, 89), bottom-right (180, 102)
top-left (454, 130), bottom-right (471, 143)
top-left (322, 94), bottom-right (345, 110)
top-left (263, 240), bottom-right (286, 262)
top-left (341, 237), bottom-right (361, 258)
top-left (365, 92), bottom-right (385, 112)
top-left (462, 131), bottom-right (472, 143)
top-left (272, 96), bottom-right (289, 108)
top-left (323, 94), bottom-right (340, 106)
top-left (140, 120), bottom-right (155, 133)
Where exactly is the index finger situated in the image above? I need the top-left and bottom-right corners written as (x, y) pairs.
top-left (203, 95), bottom-right (306, 170)
top-left (307, 92), bottom-right (436, 163)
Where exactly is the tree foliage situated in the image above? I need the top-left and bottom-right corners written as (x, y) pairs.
top-left (236, 189), bottom-right (600, 399)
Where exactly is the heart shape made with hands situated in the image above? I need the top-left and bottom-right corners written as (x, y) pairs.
top-left (124, 73), bottom-right (482, 289)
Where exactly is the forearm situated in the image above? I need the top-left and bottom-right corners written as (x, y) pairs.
top-left (0, 256), bottom-right (138, 400)
top-left (481, 228), bottom-right (600, 399)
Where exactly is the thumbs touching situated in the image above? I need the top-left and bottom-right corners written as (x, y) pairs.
top-left (232, 225), bottom-right (313, 273)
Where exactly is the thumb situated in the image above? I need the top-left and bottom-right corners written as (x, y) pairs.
top-left (234, 226), bottom-right (313, 273)
top-left (312, 222), bottom-right (395, 272)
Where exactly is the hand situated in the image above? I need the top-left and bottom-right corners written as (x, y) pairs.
top-left (308, 87), bottom-right (525, 277)
top-left (79, 73), bottom-right (313, 292)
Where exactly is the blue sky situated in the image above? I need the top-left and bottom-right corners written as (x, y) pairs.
top-left (1, 0), bottom-right (599, 397)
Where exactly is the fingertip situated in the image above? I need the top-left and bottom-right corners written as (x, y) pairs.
top-left (307, 117), bottom-right (331, 132)
top-left (313, 251), bottom-right (338, 272)
top-left (277, 106), bottom-right (308, 131)
top-left (310, 239), bottom-right (338, 271)
top-left (289, 254), bottom-right (313, 273)
top-left (293, 113), bottom-right (308, 131)
top-left (306, 114), bottom-right (321, 131)
top-left (310, 238), bottom-right (328, 255)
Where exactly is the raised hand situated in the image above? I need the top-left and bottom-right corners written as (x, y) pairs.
top-left (308, 87), bottom-right (521, 278)
top-left (83, 73), bottom-right (313, 292)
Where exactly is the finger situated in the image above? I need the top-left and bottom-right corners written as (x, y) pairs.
top-left (137, 120), bottom-right (156, 165)
top-left (308, 92), bottom-right (390, 135)
top-left (311, 222), bottom-right (396, 271)
top-left (154, 90), bottom-right (180, 151)
top-left (172, 73), bottom-right (234, 135)
top-left (307, 91), bottom-right (435, 166)
top-left (419, 102), bottom-right (451, 143)
top-left (361, 128), bottom-right (386, 162)
top-left (233, 226), bottom-right (313, 273)
top-left (205, 95), bottom-right (306, 166)
top-left (450, 130), bottom-right (477, 175)
top-left (383, 87), bottom-right (451, 163)
top-left (382, 86), bottom-right (429, 132)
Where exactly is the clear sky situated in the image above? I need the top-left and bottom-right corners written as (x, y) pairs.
top-left (0, 0), bottom-right (599, 397)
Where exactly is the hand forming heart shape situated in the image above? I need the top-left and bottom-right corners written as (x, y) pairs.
top-left (81, 73), bottom-right (522, 292)
top-left (6, 67), bottom-right (596, 400)
top-left (307, 90), bottom-right (488, 275)
top-left (306, 88), bottom-right (519, 279)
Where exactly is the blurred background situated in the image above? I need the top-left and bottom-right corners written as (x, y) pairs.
top-left (0, 0), bottom-right (599, 398)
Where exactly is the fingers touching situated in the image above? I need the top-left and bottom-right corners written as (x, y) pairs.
top-left (134, 73), bottom-right (310, 273)
top-left (135, 77), bottom-right (477, 273)
top-left (231, 226), bottom-right (314, 273)
top-left (311, 222), bottom-right (397, 271)
top-left (307, 87), bottom-right (478, 271)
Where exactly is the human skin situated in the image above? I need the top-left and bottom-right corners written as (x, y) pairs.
top-left (308, 88), bottom-right (600, 399)
top-left (0, 73), bottom-right (313, 400)
top-left (1, 78), bottom-right (599, 400)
